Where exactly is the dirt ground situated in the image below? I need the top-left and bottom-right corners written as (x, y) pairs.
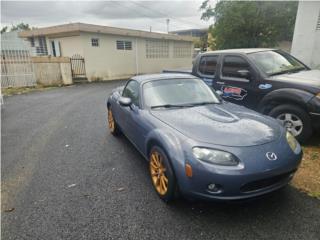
top-left (2, 85), bottom-right (60, 96)
top-left (292, 132), bottom-right (320, 199)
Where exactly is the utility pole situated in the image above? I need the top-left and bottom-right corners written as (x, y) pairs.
top-left (166, 19), bottom-right (170, 33)
top-left (149, 26), bottom-right (152, 32)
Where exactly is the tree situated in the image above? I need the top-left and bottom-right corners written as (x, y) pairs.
top-left (1, 26), bottom-right (8, 34)
top-left (193, 33), bottom-right (209, 51)
top-left (11, 22), bottom-right (31, 31)
top-left (0, 22), bottom-right (32, 34)
top-left (200, 1), bottom-right (298, 49)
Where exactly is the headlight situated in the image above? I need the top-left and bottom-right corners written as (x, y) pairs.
top-left (286, 131), bottom-right (298, 152)
top-left (192, 147), bottom-right (239, 166)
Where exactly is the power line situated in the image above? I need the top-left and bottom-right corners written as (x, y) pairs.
top-left (113, 1), bottom-right (191, 32)
top-left (130, 1), bottom-right (206, 29)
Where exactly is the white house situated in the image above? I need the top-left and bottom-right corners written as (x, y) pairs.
top-left (291, 1), bottom-right (320, 69)
top-left (19, 23), bottom-right (194, 81)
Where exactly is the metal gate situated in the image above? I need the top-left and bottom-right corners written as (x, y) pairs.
top-left (70, 54), bottom-right (87, 80)
top-left (1, 31), bottom-right (36, 88)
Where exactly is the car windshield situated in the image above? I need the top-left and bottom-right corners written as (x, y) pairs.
top-left (143, 78), bottom-right (220, 108)
top-left (248, 50), bottom-right (307, 76)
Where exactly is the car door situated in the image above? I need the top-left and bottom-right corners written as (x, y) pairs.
top-left (195, 55), bottom-right (220, 88)
top-left (216, 54), bottom-right (259, 109)
top-left (121, 80), bottom-right (145, 152)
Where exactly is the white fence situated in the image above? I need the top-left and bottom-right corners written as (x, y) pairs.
top-left (1, 31), bottom-right (36, 88)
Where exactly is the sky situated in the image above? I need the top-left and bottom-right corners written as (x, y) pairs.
top-left (1, 0), bottom-right (214, 33)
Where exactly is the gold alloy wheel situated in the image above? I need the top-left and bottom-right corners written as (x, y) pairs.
top-left (108, 108), bottom-right (115, 132)
top-left (150, 151), bottom-right (169, 195)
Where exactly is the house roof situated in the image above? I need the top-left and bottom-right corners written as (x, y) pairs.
top-left (19, 23), bottom-right (194, 42)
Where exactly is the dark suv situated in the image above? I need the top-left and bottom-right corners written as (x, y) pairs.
top-left (191, 49), bottom-right (320, 142)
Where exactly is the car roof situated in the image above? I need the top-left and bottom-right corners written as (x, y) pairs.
top-left (202, 48), bottom-right (276, 55)
top-left (131, 73), bottom-right (196, 83)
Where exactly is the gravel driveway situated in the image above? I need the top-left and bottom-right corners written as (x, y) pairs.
top-left (2, 82), bottom-right (320, 240)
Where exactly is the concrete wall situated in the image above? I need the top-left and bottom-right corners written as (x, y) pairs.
top-left (291, 1), bottom-right (320, 69)
top-left (48, 32), bottom-right (193, 81)
top-left (32, 56), bottom-right (72, 86)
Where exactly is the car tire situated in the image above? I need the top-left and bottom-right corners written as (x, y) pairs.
top-left (269, 104), bottom-right (312, 143)
top-left (149, 146), bottom-right (178, 203)
top-left (107, 107), bottom-right (120, 136)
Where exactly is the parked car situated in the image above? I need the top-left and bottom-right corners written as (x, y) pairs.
top-left (106, 73), bottom-right (302, 202)
top-left (164, 49), bottom-right (320, 142)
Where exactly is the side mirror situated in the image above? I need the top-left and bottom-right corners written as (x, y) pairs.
top-left (216, 90), bottom-right (223, 96)
top-left (237, 69), bottom-right (250, 79)
top-left (119, 97), bottom-right (132, 107)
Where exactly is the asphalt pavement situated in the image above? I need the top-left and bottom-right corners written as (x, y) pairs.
top-left (2, 82), bottom-right (320, 240)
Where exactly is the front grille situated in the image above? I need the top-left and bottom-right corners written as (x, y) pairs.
top-left (240, 170), bottom-right (296, 193)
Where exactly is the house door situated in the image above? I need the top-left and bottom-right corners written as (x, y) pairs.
top-left (70, 54), bottom-right (87, 81)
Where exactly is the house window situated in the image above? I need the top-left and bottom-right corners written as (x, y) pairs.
top-left (36, 36), bottom-right (48, 56)
top-left (146, 40), bottom-right (169, 58)
top-left (173, 42), bottom-right (192, 58)
top-left (91, 38), bottom-right (99, 47)
top-left (29, 37), bottom-right (35, 47)
top-left (116, 40), bottom-right (132, 50)
top-left (51, 41), bottom-right (56, 56)
top-left (317, 11), bottom-right (320, 30)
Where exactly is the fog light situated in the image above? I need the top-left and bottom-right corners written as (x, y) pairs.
top-left (207, 183), bottom-right (221, 192)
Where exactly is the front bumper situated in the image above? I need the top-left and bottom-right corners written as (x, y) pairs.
top-left (175, 138), bottom-right (302, 201)
top-left (181, 166), bottom-right (297, 201)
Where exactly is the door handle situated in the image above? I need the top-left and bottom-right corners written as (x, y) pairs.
top-left (217, 81), bottom-right (225, 84)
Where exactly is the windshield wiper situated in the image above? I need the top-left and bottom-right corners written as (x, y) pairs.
top-left (188, 101), bottom-right (217, 106)
top-left (269, 67), bottom-right (306, 76)
top-left (151, 104), bottom-right (194, 109)
top-left (150, 101), bottom-right (217, 109)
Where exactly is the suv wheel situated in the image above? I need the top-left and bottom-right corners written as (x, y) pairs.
top-left (269, 104), bottom-right (312, 143)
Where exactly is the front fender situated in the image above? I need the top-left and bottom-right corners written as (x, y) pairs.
top-left (145, 128), bottom-right (188, 185)
top-left (258, 88), bottom-right (314, 112)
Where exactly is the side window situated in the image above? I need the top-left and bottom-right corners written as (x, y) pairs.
top-left (122, 80), bottom-right (140, 106)
top-left (198, 56), bottom-right (218, 76)
top-left (222, 56), bottom-right (251, 79)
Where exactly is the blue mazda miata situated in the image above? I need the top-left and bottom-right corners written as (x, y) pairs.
top-left (106, 73), bottom-right (302, 202)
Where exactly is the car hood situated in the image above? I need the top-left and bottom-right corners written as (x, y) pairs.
top-left (270, 69), bottom-right (320, 89)
top-left (150, 103), bottom-right (282, 147)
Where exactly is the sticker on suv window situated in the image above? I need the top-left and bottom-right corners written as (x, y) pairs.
top-left (221, 86), bottom-right (247, 100)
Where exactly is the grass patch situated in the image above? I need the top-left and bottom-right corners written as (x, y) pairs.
top-left (291, 133), bottom-right (320, 199)
top-left (2, 85), bottom-right (61, 96)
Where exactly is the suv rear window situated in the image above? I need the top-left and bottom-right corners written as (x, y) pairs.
top-left (198, 56), bottom-right (218, 76)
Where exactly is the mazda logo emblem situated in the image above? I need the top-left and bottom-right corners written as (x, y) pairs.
top-left (266, 152), bottom-right (277, 161)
